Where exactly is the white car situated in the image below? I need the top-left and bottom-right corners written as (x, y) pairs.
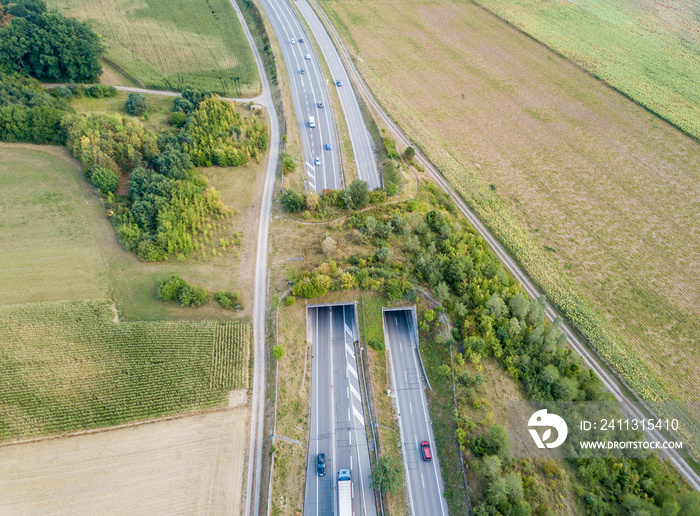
top-left (305, 54), bottom-right (311, 60)
top-left (314, 157), bottom-right (321, 166)
top-left (290, 39), bottom-right (296, 44)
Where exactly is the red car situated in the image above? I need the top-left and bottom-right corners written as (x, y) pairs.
top-left (421, 441), bottom-right (432, 461)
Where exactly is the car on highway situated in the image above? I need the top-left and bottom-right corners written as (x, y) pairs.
top-left (300, 68), bottom-right (305, 75)
top-left (305, 54), bottom-right (311, 60)
top-left (325, 143), bottom-right (331, 150)
top-left (336, 80), bottom-right (342, 86)
top-left (315, 157), bottom-right (321, 166)
top-left (299, 37), bottom-right (304, 43)
top-left (421, 441), bottom-right (432, 461)
top-left (290, 38), bottom-right (296, 44)
top-left (316, 453), bottom-right (325, 476)
top-left (317, 101), bottom-right (324, 108)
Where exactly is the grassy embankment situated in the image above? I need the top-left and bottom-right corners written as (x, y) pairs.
top-left (318, 0), bottom-right (700, 441)
top-left (49, 0), bottom-right (260, 96)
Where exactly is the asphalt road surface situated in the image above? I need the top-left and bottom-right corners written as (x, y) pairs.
top-left (305, 304), bottom-right (377, 516)
top-left (294, 0), bottom-right (380, 190)
top-left (257, 0), bottom-right (340, 192)
top-left (384, 309), bottom-right (447, 516)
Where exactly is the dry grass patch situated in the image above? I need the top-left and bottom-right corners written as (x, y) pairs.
top-left (319, 0), bottom-right (700, 412)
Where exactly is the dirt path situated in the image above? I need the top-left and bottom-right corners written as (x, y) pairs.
top-left (0, 409), bottom-right (249, 515)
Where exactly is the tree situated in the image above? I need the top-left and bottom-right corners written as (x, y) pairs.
top-left (370, 456), bottom-right (402, 494)
top-left (481, 455), bottom-right (502, 479)
top-left (125, 93), bottom-right (147, 116)
top-left (509, 292), bottom-right (529, 320)
top-left (155, 145), bottom-right (193, 180)
top-left (280, 189), bottom-right (305, 212)
top-left (347, 179), bottom-right (369, 209)
top-left (402, 145), bottom-right (415, 162)
top-left (281, 151), bottom-right (296, 174)
top-left (305, 191), bottom-right (320, 210)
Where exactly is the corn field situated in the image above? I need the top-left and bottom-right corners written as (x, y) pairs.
top-left (0, 300), bottom-right (251, 442)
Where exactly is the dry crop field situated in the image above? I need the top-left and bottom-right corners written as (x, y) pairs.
top-left (319, 0), bottom-right (700, 417)
top-left (0, 408), bottom-right (248, 515)
top-left (49, 0), bottom-right (260, 96)
top-left (474, 0), bottom-right (700, 141)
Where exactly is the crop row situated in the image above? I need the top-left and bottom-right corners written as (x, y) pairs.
top-left (0, 300), bottom-right (249, 442)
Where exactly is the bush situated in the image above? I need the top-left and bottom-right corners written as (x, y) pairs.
top-left (280, 189), bottom-right (305, 213)
top-left (214, 290), bottom-right (241, 310)
top-left (125, 92), bottom-right (147, 116)
top-left (281, 151), bottom-right (296, 175)
top-left (292, 274), bottom-right (331, 298)
top-left (170, 111), bottom-right (187, 127)
top-left (87, 84), bottom-right (117, 98)
top-left (273, 345), bottom-right (285, 360)
top-left (367, 338), bottom-right (384, 351)
top-left (89, 166), bottom-right (119, 195)
top-left (368, 189), bottom-right (387, 204)
top-left (283, 295), bottom-right (296, 306)
top-left (346, 179), bottom-right (369, 209)
top-left (156, 275), bottom-right (187, 301)
top-left (178, 284), bottom-right (210, 307)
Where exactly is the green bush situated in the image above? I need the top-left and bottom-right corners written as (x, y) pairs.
top-left (87, 84), bottom-right (117, 98)
top-left (283, 295), bottom-right (296, 306)
top-left (124, 92), bottom-right (147, 116)
top-left (215, 290), bottom-right (242, 310)
top-left (178, 284), bottom-right (210, 307)
top-left (156, 275), bottom-right (187, 301)
top-left (89, 166), bottom-right (119, 195)
top-left (367, 338), bottom-right (384, 351)
top-left (281, 151), bottom-right (296, 175)
top-left (170, 111), bottom-right (187, 127)
top-left (280, 189), bottom-right (305, 213)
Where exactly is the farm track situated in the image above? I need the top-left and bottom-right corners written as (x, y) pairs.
top-left (225, 0), bottom-right (280, 514)
top-left (308, 0), bottom-right (700, 491)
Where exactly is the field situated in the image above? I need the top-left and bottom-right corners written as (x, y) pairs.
top-left (0, 299), bottom-right (250, 441)
top-left (474, 0), bottom-right (700, 141)
top-left (49, 0), bottom-right (260, 96)
top-left (319, 0), bottom-right (700, 418)
top-left (0, 146), bottom-right (109, 305)
top-left (0, 408), bottom-right (248, 514)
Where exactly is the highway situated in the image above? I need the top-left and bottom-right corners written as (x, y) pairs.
top-left (308, 0), bottom-right (700, 490)
top-left (293, 0), bottom-right (381, 190)
top-left (384, 309), bottom-right (447, 516)
top-left (258, 0), bottom-right (340, 192)
top-left (304, 304), bottom-right (377, 516)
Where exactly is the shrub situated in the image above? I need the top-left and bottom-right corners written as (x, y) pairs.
top-left (89, 166), bottom-right (119, 195)
top-left (280, 189), bottom-right (305, 212)
top-left (369, 189), bottom-right (387, 204)
top-left (281, 151), bottom-right (296, 175)
top-left (124, 92), bottom-right (147, 116)
top-left (170, 111), bottom-right (187, 127)
top-left (87, 84), bottom-right (117, 98)
top-left (367, 338), bottom-right (384, 351)
top-left (157, 275), bottom-right (187, 301)
top-left (178, 284), bottom-right (210, 307)
top-left (292, 274), bottom-right (331, 298)
top-left (283, 295), bottom-right (296, 306)
top-left (346, 179), bottom-right (369, 209)
top-left (273, 345), bottom-right (285, 360)
top-left (214, 290), bottom-right (241, 310)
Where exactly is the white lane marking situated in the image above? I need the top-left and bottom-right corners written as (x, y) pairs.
top-left (347, 386), bottom-right (350, 399)
top-left (345, 323), bottom-right (353, 337)
top-left (353, 405), bottom-right (365, 427)
top-left (399, 340), bottom-right (403, 352)
top-left (421, 473), bottom-right (425, 488)
top-left (350, 455), bottom-right (353, 470)
top-left (409, 401), bottom-right (413, 414)
top-left (348, 408), bottom-right (350, 421)
top-left (345, 343), bottom-right (355, 357)
top-left (349, 382), bottom-right (361, 402)
top-left (349, 431), bottom-right (352, 445)
top-left (347, 363), bottom-right (358, 380)
top-left (404, 370), bottom-right (408, 384)
top-left (395, 317), bottom-right (398, 326)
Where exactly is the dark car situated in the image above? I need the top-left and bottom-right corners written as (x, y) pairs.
top-left (421, 441), bottom-right (432, 461)
top-left (336, 80), bottom-right (342, 86)
top-left (317, 101), bottom-right (324, 108)
top-left (316, 453), bottom-right (325, 476)
top-left (325, 143), bottom-right (331, 150)
top-left (299, 37), bottom-right (304, 43)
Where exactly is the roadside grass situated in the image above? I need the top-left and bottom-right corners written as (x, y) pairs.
top-left (99, 60), bottom-right (139, 88)
top-left (0, 299), bottom-right (250, 442)
top-left (270, 300), bottom-right (309, 516)
top-left (50, 0), bottom-right (260, 96)
top-left (318, 0), bottom-right (700, 423)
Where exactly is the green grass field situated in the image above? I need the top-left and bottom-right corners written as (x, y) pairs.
top-left (474, 0), bottom-right (700, 140)
top-left (0, 146), bottom-right (109, 305)
top-left (49, 0), bottom-right (260, 97)
top-left (0, 300), bottom-right (250, 441)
